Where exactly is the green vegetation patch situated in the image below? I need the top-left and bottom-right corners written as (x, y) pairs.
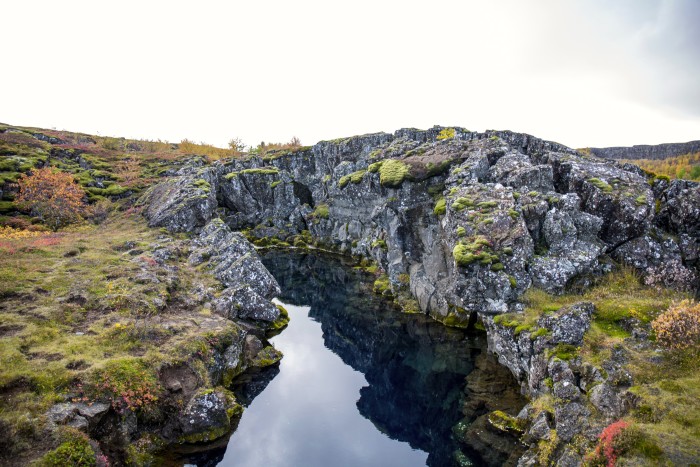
top-left (587, 177), bottom-right (613, 193)
top-left (487, 410), bottom-right (525, 433)
top-left (373, 274), bottom-right (392, 296)
top-left (433, 198), bottom-right (446, 216)
top-left (452, 235), bottom-right (499, 267)
top-left (367, 161), bottom-right (383, 173)
top-left (378, 159), bottom-right (410, 188)
top-left (87, 357), bottom-right (161, 413)
top-left (193, 178), bottom-right (211, 192)
top-left (338, 169), bottom-right (366, 188)
top-left (86, 184), bottom-right (129, 197)
top-left (312, 203), bottom-right (329, 219)
top-left (451, 197), bottom-right (475, 211)
top-left (240, 167), bottom-right (279, 176)
top-left (38, 428), bottom-right (96, 466)
top-left (371, 239), bottom-right (387, 250)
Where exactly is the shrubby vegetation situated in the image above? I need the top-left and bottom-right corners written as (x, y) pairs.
top-left (624, 152), bottom-right (700, 181)
top-left (437, 128), bottom-right (456, 140)
top-left (16, 167), bottom-right (88, 231)
top-left (652, 299), bottom-right (700, 351)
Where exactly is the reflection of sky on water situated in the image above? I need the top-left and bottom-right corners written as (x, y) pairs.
top-left (220, 302), bottom-right (429, 467)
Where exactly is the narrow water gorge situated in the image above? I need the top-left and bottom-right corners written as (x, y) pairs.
top-left (174, 252), bottom-right (524, 467)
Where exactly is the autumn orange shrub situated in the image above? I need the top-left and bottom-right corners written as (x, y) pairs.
top-left (651, 300), bottom-right (700, 350)
top-left (16, 167), bottom-right (88, 231)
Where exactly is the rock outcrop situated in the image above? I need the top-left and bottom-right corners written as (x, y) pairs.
top-left (143, 126), bottom-right (699, 324)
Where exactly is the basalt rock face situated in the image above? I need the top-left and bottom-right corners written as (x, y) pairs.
top-left (588, 140), bottom-right (700, 160)
top-left (143, 126), bottom-right (699, 324)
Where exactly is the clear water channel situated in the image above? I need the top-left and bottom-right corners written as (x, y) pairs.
top-left (171, 252), bottom-right (521, 467)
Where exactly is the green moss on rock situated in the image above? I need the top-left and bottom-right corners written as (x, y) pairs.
top-left (240, 167), bottom-right (279, 176)
top-left (453, 236), bottom-right (498, 267)
top-left (338, 169), bottom-right (366, 188)
top-left (312, 204), bottom-right (329, 219)
top-left (379, 159), bottom-right (410, 187)
top-left (487, 410), bottom-right (525, 433)
top-left (373, 274), bottom-right (392, 296)
top-left (270, 304), bottom-right (290, 331)
top-left (251, 346), bottom-right (283, 368)
top-left (452, 197), bottom-right (474, 211)
top-left (371, 239), bottom-right (387, 250)
top-left (434, 198), bottom-right (446, 216)
top-left (587, 177), bottom-right (613, 193)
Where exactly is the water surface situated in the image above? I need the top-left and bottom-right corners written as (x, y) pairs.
top-left (179, 252), bottom-right (494, 466)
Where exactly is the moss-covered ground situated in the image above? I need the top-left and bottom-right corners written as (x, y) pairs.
top-left (494, 267), bottom-right (699, 464)
top-left (0, 211), bottom-right (253, 464)
top-left (0, 123), bottom-right (296, 464)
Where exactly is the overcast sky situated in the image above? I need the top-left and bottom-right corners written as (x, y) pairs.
top-left (2, 0), bottom-right (699, 149)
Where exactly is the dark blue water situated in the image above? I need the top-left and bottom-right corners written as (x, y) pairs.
top-left (174, 252), bottom-right (500, 467)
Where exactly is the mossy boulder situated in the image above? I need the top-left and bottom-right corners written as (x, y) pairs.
top-left (178, 388), bottom-right (242, 444)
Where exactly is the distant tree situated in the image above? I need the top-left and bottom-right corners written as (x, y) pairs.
top-left (228, 137), bottom-right (246, 153)
top-left (289, 136), bottom-right (302, 147)
top-left (16, 167), bottom-right (88, 231)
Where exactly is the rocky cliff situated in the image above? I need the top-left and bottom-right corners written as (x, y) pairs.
top-left (142, 126), bottom-right (700, 465)
top-left (588, 140), bottom-right (700, 160)
top-left (143, 126), bottom-right (698, 321)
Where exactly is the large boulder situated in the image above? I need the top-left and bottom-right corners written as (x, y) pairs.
top-left (212, 285), bottom-right (280, 322)
top-left (140, 163), bottom-right (218, 232)
top-left (179, 388), bottom-right (242, 444)
top-left (189, 219), bottom-right (281, 299)
top-left (550, 153), bottom-right (654, 246)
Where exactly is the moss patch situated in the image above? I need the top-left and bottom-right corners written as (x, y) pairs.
top-left (587, 177), bottom-right (613, 193)
top-left (452, 235), bottom-right (498, 267)
top-left (37, 428), bottom-right (96, 466)
top-left (378, 159), bottom-right (410, 188)
top-left (338, 169), bottom-right (366, 188)
top-left (433, 198), bottom-right (446, 216)
top-left (312, 204), bottom-right (329, 219)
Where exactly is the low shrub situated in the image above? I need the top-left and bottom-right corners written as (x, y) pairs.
top-left (651, 300), bottom-right (700, 350)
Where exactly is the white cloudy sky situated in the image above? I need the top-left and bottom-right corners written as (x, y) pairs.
top-left (2, 0), bottom-right (699, 149)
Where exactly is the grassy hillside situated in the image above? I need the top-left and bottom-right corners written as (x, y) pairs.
top-left (0, 124), bottom-right (250, 464)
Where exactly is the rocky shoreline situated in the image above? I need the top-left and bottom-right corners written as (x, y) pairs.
top-left (41, 219), bottom-right (287, 465)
